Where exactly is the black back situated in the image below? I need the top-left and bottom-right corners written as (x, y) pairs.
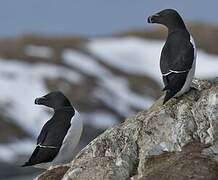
top-left (22, 108), bottom-right (75, 166)
top-left (161, 30), bottom-right (194, 74)
top-left (37, 108), bottom-right (75, 147)
top-left (161, 30), bottom-right (194, 104)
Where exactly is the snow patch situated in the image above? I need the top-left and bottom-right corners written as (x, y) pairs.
top-left (0, 59), bottom-right (81, 136)
top-left (87, 37), bottom-right (163, 83)
top-left (94, 77), bottom-right (154, 116)
top-left (63, 49), bottom-right (155, 116)
top-left (63, 50), bottom-right (109, 76)
top-left (0, 139), bottom-right (34, 163)
top-left (82, 111), bottom-right (118, 128)
top-left (87, 37), bottom-right (218, 83)
top-left (196, 51), bottom-right (218, 78)
top-left (24, 45), bottom-right (53, 59)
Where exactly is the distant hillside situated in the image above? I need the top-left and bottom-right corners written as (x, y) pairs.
top-left (118, 22), bottom-right (218, 55)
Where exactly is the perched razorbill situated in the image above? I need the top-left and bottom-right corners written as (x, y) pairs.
top-left (22, 91), bottom-right (83, 169)
top-left (148, 9), bottom-right (197, 104)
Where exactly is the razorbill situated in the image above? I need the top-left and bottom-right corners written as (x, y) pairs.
top-left (148, 9), bottom-right (196, 104)
top-left (22, 91), bottom-right (83, 169)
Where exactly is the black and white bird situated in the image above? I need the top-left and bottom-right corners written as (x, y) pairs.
top-left (148, 9), bottom-right (196, 104)
top-left (22, 91), bottom-right (83, 169)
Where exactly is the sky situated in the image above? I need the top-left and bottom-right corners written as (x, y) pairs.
top-left (0, 0), bottom-right (217, 37)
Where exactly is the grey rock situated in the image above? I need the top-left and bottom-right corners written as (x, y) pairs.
top-left (37, 79), bottom-right (218, 180)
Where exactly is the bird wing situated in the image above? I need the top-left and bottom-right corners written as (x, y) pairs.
top-left (162, 71), bottom-right (189, 104)
top-left (22, 120), bottom-right (61, 167)
top-left (37, 117), bottom-right (71, 147)
top-left (170, 43), bottom-right (194, 72)
top-left (22, 118), bottom-right (71, 167)
top-left (36, 120), bottom-right (53, 145)
top-left (162, 42), bottom-right (194, 91)
top-left (22, 145), bottom-right (60, 167)
top-left (162, 43), bottom-right (194, 76)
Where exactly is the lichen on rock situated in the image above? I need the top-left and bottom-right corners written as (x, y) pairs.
top-left (37, 78), bottom-right (218, 180)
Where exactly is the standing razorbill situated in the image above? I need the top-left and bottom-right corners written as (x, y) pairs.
top-left (148, 9), bottom-right (196, 104)
top-left (22, 91), bottom-right (83, 169)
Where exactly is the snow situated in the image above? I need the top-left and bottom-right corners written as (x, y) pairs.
top-left (82, 111), bottom-right (118, 128)
top-left (93, 77), bottom-right (154, 116)
top-left (63, 49), bottom-right (155, 116)
top-left (0, 59), bottom-right (81, 136)
top-left (87, 37), bottom-right (218, 83)
top-left (24, 45), bottom-right (53, 59)
top-left (0, 139), bottom-right (34, 163)
top-left (87, 37), bottom-right (163, 83)
top-left (196, 51), bottom-right (218, 78)
top-left (63, 50), bottom-right (109, 76)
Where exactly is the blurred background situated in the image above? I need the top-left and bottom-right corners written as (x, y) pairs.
top-left (0, 0), bottom-right (217, 179)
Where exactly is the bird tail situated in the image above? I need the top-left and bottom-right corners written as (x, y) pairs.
top-left (163, 90), bottom-right (176, 104)
top-left (162, 85), bottom-right (169, 91)
top-left (21, 161), bottom-right (32, 167)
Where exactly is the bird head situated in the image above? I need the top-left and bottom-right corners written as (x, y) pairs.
top-left (147, 9), bottom-right (185, 29)
top-left (35, 91), bottom-right (72, 110)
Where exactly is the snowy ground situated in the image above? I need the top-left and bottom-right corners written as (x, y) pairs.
top-left (0, 36), bottom-right (217, 164)
top-left (87, 37), bottom-right (218, 81)
top-left (24, 45), bottom-right (54, 59)
top-left (0, 60), bottom-right (81, 136)
top-left (0, 139), bottom-right (34, 163)
top-left (63, 49), bottom-right (155, 116)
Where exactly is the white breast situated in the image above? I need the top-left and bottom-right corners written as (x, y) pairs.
top-left (52, 110), bottom-right (83, 164)
top-left (176, 35), bottom-right (197, 97)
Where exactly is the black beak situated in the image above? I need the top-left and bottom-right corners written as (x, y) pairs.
top-left (147, 16), bottom-right (153, 23)
top-left (35, 97), bottom-right (46, 105)
top-left (147, 13), bottom-right (160, 23)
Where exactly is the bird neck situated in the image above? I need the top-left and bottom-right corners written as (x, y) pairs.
top-left (54, 106), bottom-right (75, 113)
top-left (167, 25), bottom-right (188, 36)
top-left (166, 16), bottom-right (187, 34)
top-left (53, 107), bottom-right (75, 120)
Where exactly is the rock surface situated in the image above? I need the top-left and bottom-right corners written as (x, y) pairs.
top-left (139, 142), bottom-right (218, 180)
top-left (37, 78), bottom-right (218, 180)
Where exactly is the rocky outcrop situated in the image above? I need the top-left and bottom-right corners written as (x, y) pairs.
top-left (37, 78), bottom-right (218, 180)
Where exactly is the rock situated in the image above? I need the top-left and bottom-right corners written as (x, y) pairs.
top-left (138, 142), bottom-right (218, 180)
top-left (37, 79), bottom-right (218, 180)
top-left (37, 166), bottom-right (70, 180)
